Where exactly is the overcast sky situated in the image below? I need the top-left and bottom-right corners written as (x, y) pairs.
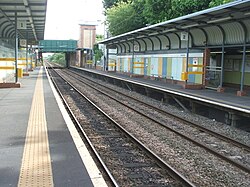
top-left (44, 0), bottom-right (104, 40)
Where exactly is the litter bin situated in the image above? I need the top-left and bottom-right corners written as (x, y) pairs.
top-left (17, 68), bottom-right (23, 78)
top-left (181, 72), bottom-right (188, 81)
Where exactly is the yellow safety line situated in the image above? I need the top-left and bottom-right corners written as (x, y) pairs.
top-left (18, 67), bottom-right (53, 187)
top-left (0, 57), bottom-right (28, 61)
top-left (0, 66), bottom-right (15, 70)
top-left (133, 62), bottom-right (144, 64)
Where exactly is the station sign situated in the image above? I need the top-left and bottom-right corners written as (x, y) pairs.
top-left (134, 44), bottom-right (139, 51)
top-left (17, 20), bottom-right (27, 29)
top-left (181, 32), bottom-right (188, 41)
top-left (20, 39), bottom-right (27, 47)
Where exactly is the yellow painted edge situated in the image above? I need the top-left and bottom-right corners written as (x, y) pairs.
top-left (133, 66), bottom-right (144, 68)
top-left (0, 57), bottom-right (28, 61)
top-left (0, 66), bottom-right (15, 70)
top-left (188, 64), bottom-right (204, 67)
top-left (188, 71), bottom-right (204, 75)
top-left (133, 62), bottom-right (144, 64)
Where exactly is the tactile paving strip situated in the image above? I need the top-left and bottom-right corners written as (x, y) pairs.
top-left (18, 68), bottom-right (53, 187)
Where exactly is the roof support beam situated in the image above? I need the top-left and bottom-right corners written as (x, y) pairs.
top-left (163, 35), bottom-right (171, 50)
top-left (124, 42), bottom-right (130, 53)
top-left (140, 39), bottom-right (147, 51)
top-left (135, 40), bottom-right (142, 52)
top-left (174, 33), bottom-right (181, 49)
top-left (239, 21), bottom-right (247, 92)
top-left (120, 43), bottom-right (126, 53)
top-left (217, 25), bottom-right (225, 89)
top-left (1, 21), bottom-right (12, 37)
top-left (145, 37), bottom-right (154, 50)
top-left (154, 36), bottom-right (162, 50)
top-left (124, 41), bottom-right (131, 53)
top-left (116, 43), bottom-right (122, 54)
top-left (0, 7), bottom-right (24, 38)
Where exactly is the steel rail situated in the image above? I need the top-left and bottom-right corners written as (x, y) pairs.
top-left (46, 65), bottom-right (119, 187)
top-left (63, 69), bottom-right (250, 174)
top-left (48, 66), bottom-right (196, 187)
top-left (68, 68), bottom-right (250, 152)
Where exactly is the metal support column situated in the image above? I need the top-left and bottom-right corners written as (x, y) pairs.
top-left (15, 11), bottom-right (18, 83)
top-left (240, 45), bottom-right (247, 92)
top-left (132, 40), bottom-right (135, 74)
top-left (219, 46), bottom-right (225, 88)
top-left (185, 31), bottom-right (190, 84)
top-left (218, 26), bottom-right (225, 89)
top-left (239, 21), bottom-right (247, 93)
top-left (106, 47), bottom-right (109, 71)
top-left (26, 31), bottom-right (28, 73)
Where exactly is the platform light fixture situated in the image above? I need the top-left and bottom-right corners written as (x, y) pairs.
top-left (238, 50), bottom-right (250, 53)
top-left (23, 0), bottom-right (28, 6)
top-left (210, 51), bottom-right (226, 54)
top-left (207, 16), bottom-right (232, 24)
top-left (181, 23), bottom-right (199, 29)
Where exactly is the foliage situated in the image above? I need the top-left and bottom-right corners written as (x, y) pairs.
top-left (93, 44), bottom-right (103, 63)
top-left (209, 0), bottom-right (234, 7)
top-left (103, 0), bottom-right (235, 36)
top-left (47, 53), bottom-right (66, 66)
top-left (170, 0), bottom-right (211, 19)
top-left (103, 0), bottom-right (129, 11)
top-left (96, 34), bottom-right (104, 42)
top-left (142, 0), bottom-right (172, 24)
top-left (106, 0), bottom-right (145, 36)
top-left (142, 0), bottom-right (212, 24)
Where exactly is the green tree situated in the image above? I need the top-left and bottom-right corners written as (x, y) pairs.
top-left (143, 0), bottom-right (172, 24)
top-left (96, 34), bottom-right (104, 42)
top-left (104, 0), bottom-right (235, 36)
top-left (209, 0), bottom-right (234, 7)
top-left (171, 0), bottom-right (211, 19)
top-left (103, 0), bottom-right (129, 11)
top-left (93, 44), bottom-right (103, 63)
top-left (106, 1), bottom-right (145, 36)
top-left (48, 53), bottom-right (66, 66)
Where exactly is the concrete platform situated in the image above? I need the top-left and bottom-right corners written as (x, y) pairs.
top-left (0, 66), bottom-right (107, 187)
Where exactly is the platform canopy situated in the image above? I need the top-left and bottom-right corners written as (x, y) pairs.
top-left (0, 0), bottom-right (47, 45)
top-left (100, 0), bottom-right (250, 50)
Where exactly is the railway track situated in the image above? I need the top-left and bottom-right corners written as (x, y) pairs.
top-left (47, 65), bottom-right (195, 186)
top-left (46, 64), bottom-right (250, 186)
top-left (63, 68), bottom-right (250, 172)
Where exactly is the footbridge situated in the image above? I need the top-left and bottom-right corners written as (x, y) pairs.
top-left (38, 40), bottom-right (78, 67)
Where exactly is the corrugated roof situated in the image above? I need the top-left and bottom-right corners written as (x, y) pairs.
top-left (0, 0), bottom-right (47, 44)
top-left (100, 0), bottom-right (250, 46)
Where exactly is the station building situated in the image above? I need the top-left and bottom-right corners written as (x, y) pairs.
top-left (99, 0), bottom-right (250, 96)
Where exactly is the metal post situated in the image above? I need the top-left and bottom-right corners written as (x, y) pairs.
top-left (185, 31), bottom-right (190, 84)
top-left (30, 45), bottom-right (32, 70)
top-left (106, 47), bottom-right (109, 71)
top-left (26, 31), bottom-right (28, 73)
top-left (218, 26), bottom-right (225, 89)
top-left (240, 45), bottom-right (246, 92)
top-left (132, 40), bottom-right (134, 74)
top-left (219, 46), bottom-right (225, 88)
top-left (15, 11), bottom-right (18, 83)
